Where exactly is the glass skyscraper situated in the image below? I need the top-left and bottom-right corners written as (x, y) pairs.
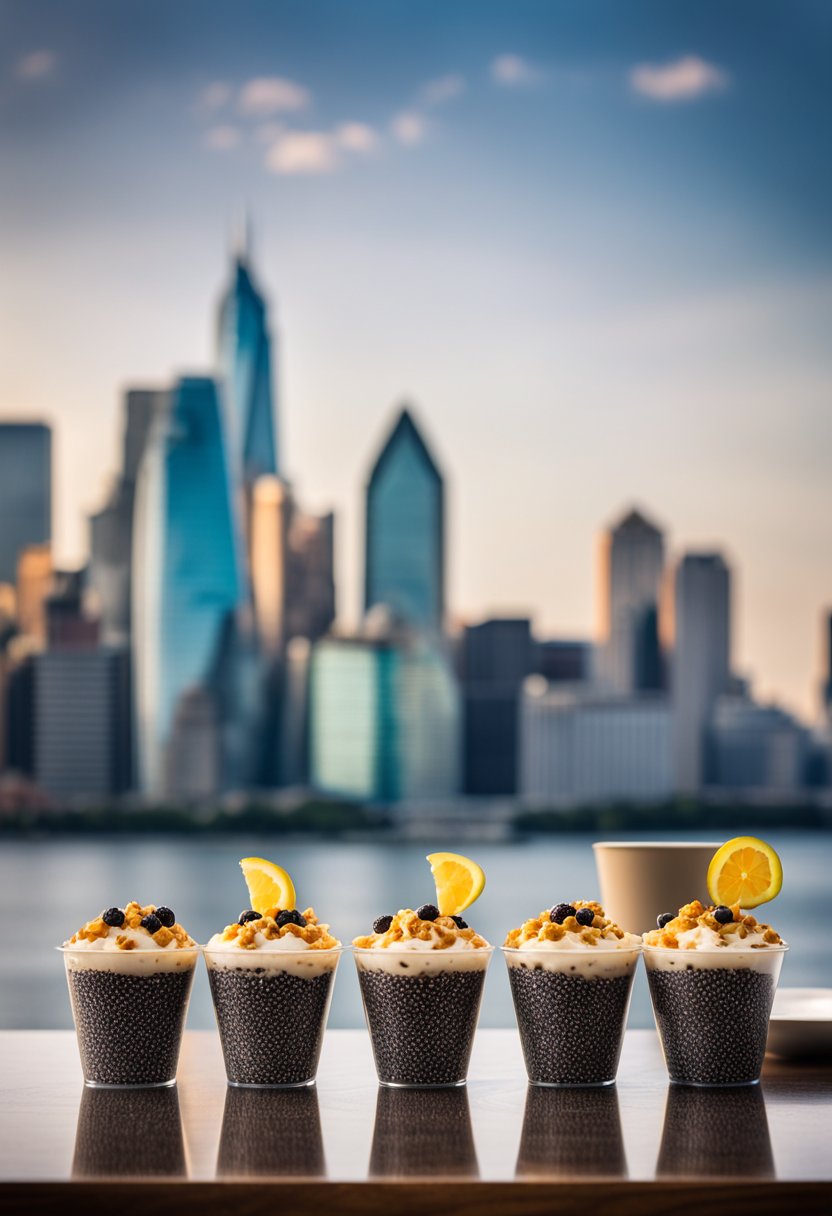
top-left (364, 408), bottom-right (444, 633)
top-left (217, 239), bottom-right (279, 490)
top-left (0, 422), bottom-right (51, 584)
top-left (132, 377), bottom-right (242, 796)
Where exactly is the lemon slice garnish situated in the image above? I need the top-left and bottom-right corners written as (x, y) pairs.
top-left (427, 852), bottom-right (486, 916)
top-left (239, 857), bottom-right (297, 915)
top-left (707, 837), bottom-right (782, 909)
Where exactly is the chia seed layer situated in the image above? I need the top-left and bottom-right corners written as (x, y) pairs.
top-left (72, 1084), bottom-right (186, 1177)
top-left (208, 965), bottom-right (335, 1086)
top-left (370, 1085), bottom-right (478, 1176)
top-left (646, 965), bottom-right (776, 1085)
top-left (67, 966), bottom-right (195, 1086)
top-left (217, 1085), bottom-right (325, 1175)
top-left (357, 967), bottom-right (487, 1086)
top-left (507, 965), bottom-right (634, 1085)
top-left (657, 1081), bottom-right (774, 1177)
top-left (516, 1083), bottom-right (626, 1177)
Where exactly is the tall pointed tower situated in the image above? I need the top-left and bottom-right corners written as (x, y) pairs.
top-left (217, 225), bottom-right (279, 490)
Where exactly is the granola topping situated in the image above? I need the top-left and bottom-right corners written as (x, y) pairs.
top-left (65, 903), bottom-right (196, 951)
top-left (207, 907), bottom-right (339, 951)
top-left (504, 901), bottom-right (641, 951)
top-left (643, 900), bottom-right (784, 950)
top-left (353, 908), bottom-right (490, 951)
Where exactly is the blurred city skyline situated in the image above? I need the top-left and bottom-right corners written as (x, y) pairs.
top-left (2, 0), bottom-right (831, 721)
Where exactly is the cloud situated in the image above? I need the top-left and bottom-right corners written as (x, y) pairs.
top-left (239, 76), bottom-right (310, 116)
top-left (491, 54), bottom-right (539, 87)
top-left (265, 130), bottom-right (338, 175)
top-left (195, 81), bottom-right (231, 114)
top-left (335, 122), bottom-right (379, 153)
top-left (629, 55), bottom-right (729, 102)
top-left (203, 124), bottom-right (241, 151)
top-left (422, 73), bottom-right (465, 106)
top-left (391, 110), bottom-right (427, 146)
top-left (16, 50), bottom-right (55, 80)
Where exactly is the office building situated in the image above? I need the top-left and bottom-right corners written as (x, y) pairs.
top-left (365, 408), bottom-right (444, 634)
top-left (310, 614), bottom-right (460, 801)
top-left (710, 694), bottom-right (808, 793)
top-left (462, 618), bottom-right (533, 795)
top-left (217, 232), bottom-right (279, 492)
top-left (163, 685), bottom-right (221, 801)
top-left (16, 545), bottom-right (52, 644)
top-left (668, 552), bottom-right (731, 793)
top-left (598, 508), bottom-right (664, 694)
top-left (535, 639), bottom-right (594, 684)
top-left (520, 679), bottom-right (673, 806)
top-left (132, 377), bottom-right (242, 797)
top-left (0, 422), bottom-right (51, 584)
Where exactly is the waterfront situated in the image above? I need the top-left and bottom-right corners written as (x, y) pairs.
top-left (3, 829), bottom-right (828, 1031)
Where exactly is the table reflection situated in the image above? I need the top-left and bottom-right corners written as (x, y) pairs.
top-left (72, 1084), bottom-right (186, 1178)
top-left (657, 1083), bottom-right (774, 1178)
top-left (216, 1085), bottom-right (326, 1177)
top-left (369, 1087), bottom-right (479, 1177)
top-left (515, 1085), bottom-right (627, 1178)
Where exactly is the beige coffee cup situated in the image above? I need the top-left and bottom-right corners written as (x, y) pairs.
top-left (592, 842), bottom-right (721, 934)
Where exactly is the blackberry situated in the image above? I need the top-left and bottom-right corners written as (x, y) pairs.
top-left (550, 904), bottom-right (576, 925)
top-left (101, 907), bottom-right (124, 928)
top-left (155, 906), bottom-right (176, 929)
top-left (238, 910), bottom-right (261, 925)
top-left (276, 909), bottom-right (307, 929)
top-left (141, 913), bottom-right (162, 935)
top-left (657, 912), bottom-right (674, 929)
top-left (450, 915), bottom-right (469, 930)
top-left (575, 908), bottom-right (595, 927)
top-left (416, 904), bottom-right (440, 922)
top-left (373, 915), bottom-right (394, 934)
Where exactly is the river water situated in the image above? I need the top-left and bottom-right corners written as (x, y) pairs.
top-left (2, 829), bottom-right (828, 1030)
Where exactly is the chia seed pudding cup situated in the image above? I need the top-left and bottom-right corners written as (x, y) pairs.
top-left (353, 907), bottom-right (493, 1088)
top-left (205, 900), bottom-right (342, 1088)
top-left (72, 1084), bottom-right (187, 1177)
top-left (503, 901), bottom-right (641, 1087)
top-left (61, 902), bottom-right (199, 1088)
top-left (369, 1085), bottom-right (479, 1177)
top-left (216, 1085), bottom-right (326, 1176)
top-left (643, 900), bottom-right (787, 1087)
top-left (515, 1084), bottom-right (627, 1177)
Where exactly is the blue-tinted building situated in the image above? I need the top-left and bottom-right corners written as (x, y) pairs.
top-left (132, 377), bottom-right (242, 796)
top-left (217, 240), bottom-right (278, 489)
top-left (309, 615), bottom-right (460, 802)
top-left (0, 422), bottom-right (51, 584)
top-left (364, 408), bottom-right (444, 633)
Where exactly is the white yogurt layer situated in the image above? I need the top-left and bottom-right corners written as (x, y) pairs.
top-left (61, 940), bottom-right (199, 976)
top-left (643, 940), bottom-right (789, 974)
top-left (204, 938), bottom-right (341, 976)
top-left (673, 924), bottom-right (775, 951)
top-left (205, 930), bottom-right (320, 952)
top-left (506, 938), bottom-right (641, 979)
top-left (516, 931), bottom-right (642, 953)
top-left (354, 943), bottom-right (493, 977)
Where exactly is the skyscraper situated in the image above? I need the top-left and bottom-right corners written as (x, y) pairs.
top-left (0, 423), bottom-right (51, 584)
top-left (132, 377), bottom-right (242, 797)
top-left (669, 552), bottom-right (731, 792)
top-left (217, 235), bottom-right (278, 493)
top-left (365, 407), bottom-right (444, 634)
top-left (462, 618), bottom-right (532, 795)
top-left (598, 507), bottom-right (664, 694)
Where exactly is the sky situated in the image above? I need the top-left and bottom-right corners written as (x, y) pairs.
top-left (1, 0), bottom-right (830, 721)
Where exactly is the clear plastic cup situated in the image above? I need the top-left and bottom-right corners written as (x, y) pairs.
top-left (504, 945), bottom-right (640, 1086)
top-left (204, 945), bottom-right (342, 1087)
top-left (61, 945), bottom-right (199, 1087)
top-left (354, 946), bottom-right (493, 1087)
top-left (644, 943), bottom-right (788, 1086)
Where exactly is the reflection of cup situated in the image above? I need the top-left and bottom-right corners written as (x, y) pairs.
top-left (62, 947), bottom-right (198, 1087)
top-left (217, 1086), bottom-right (326, 1177)
top-left (644, 945), bottom-right (787, 1086)
top-left (593, 842), bottom-right (721, 934)
top-left (369, 1086), bottom-right (478, 1177)
top-left (515, 1084), bottom-right (627, 1177)
top-left (205, 947), bottom-right (341, 1087)
top-left (355, 948), bottom-right (492, 1087)
top-left (657, 1083), bottom-right (774, 1177)
top-left (72, 1085), bottom-right (186, 1176)
top-left (504, 946), bottom-right (639, 1086)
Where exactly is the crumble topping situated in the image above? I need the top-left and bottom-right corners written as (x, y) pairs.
top-left (68, 902), bottom-right (196, 949)
top-left (504, 901), bottom-right (638, 948)
top-left (353, 908), bottom-right (489, 950)
top-left (643, 900), bottom-right (783, 949)
top-left (217, 907), bottom-right (338, 950)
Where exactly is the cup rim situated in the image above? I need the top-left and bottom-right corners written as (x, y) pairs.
top-left (351, 943), bottom-right (495, 956)
top-left (202, 942), bottom-right (346, 956)
top-left (56, 943), bottom-right (202, 955)
top-left (592, 840), bottom-right (723, 849)
top-left (642, 941), bottom-right (789, 955)
top-left (500, 942), bottom-right (642, 955)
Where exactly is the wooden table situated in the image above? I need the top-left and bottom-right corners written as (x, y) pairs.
top-left (1, 1029), bottom-right (830, 1214)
